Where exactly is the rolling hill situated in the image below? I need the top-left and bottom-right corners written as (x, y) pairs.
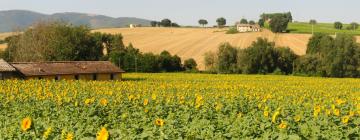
top-left (0, 10), bottom-right (151, 33)
top-left (2, 27), bottom-right (360, 70)
top-left (93, 28), bottom-right (312, 70)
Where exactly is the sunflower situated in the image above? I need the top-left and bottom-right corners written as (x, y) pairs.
top-left (294, 115), bottom-right (301, 122)
top-left (21, 117), bottom-right (32, 132)
top-left (97, 127), bottom-right (109, 140)
top-left (143, 99), bottom-right (149, 106)
top-left (65, 132), bottom-right (74, 140)
top-left (342, 116), bottom-right (350, 124)
top-left (155, 119), bottom-right (164, 127)
top-left (43, 127), bottom-right (52, 139)
top-left (100, 98), bottom-right (108, 106)
top-left (278, 121), bottom-right (287, 129)
top-left (263, 111), bottom-right (269, 117)
top-left (333, 109), bottom-right (340, 116)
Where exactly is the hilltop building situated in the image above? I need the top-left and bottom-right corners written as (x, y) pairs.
top-left (0, 60), bottom-right (125, 81)
top-left (236, 23), bottom-right (261, 32)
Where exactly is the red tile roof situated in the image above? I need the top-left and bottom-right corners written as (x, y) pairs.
top-left (11, 61), bottom-right (125, 76)
top-left (0, 59), bottom-right (16, 72)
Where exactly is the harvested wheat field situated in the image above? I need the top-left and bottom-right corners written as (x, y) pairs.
top-left (0, 44), bottom-right (6, 51)
top-left (94, 27), bottom-right (313, 69)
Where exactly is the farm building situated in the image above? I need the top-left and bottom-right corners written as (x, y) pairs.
top-left (236, 24), bottom-right (261, 32)
top-left (0, 59), bottom-right (17, 80)
top-left (0, 61), bottom-right (125, 81)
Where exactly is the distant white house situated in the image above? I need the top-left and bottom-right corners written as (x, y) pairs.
top-left (236, 23), bottom-right (261, 32)
top-left (129, 24), bottom-right (136, 28)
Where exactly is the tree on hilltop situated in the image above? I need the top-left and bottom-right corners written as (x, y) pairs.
top-left (216, 17), bottom-right (226, 28)
top-left (334, 22), bottom-right (343, 30)
top-left (198, 19), bottom-right (208, 27)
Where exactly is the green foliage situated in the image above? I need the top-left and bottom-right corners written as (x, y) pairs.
top-left (184, 58), bottom-right (198, 71)
top-left (216, 17), bottom-right (226, 27)
top-left (260, 12), bottom-right (292, 22)
top-left (109, 47), bottom-right (185, 72)
top-left (238, 38), bottom-right (279, 74)
top-left (249, 20), bottom-right (256, 25)
top-left (207, 38), bottom-right (298, 75)
top-left (4, 21), bottom-right (105, 62)
top-left (198, 19), bottom-right (208, 27)
top-left (226, 27), bottom-right (239, 34)
top-left (0, 39), bottom-right (5, 44)
top-left (288, 22), bottom-right (360, 35)
top-left (161, 19), bottom-right (172, 27)
top-left (309, 20), bottom-right (317, 25)
top-left (347, 22), bottom-right (359, 30)
top-left (269, 15), bottom-right (289, 33)
top-left (296, 34), bottom-right (360, 77)
top-left (150, 21), bottom-right (157, 27)
top-left (258, 19), bottom-right (265, 27)
top-left (240, 19), bottom-right (248, 24)
top-left (217, 43), bottom-right (238, 73)
top-left (334, 22), bottom-right (343, 30)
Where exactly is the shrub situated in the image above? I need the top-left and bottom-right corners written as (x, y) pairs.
top-left (226, 27), bottom-right (239, 34)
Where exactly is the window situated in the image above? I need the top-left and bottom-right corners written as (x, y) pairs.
top-left (0, 73), bottom-right (3, 80)
top-left (92, 74), bottom-right (97, 80)
top-left (55, 75), bottom-right (59, 80)
top-left (75, 75), bottom-right (79, 80)
top-left (38, 77), bottom-right (43, 80)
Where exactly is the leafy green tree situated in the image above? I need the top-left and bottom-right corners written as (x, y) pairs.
top-left (158, 51), bottom-right (182, 72)
top-left (184, 58), bottom-right (198, 71)
top-left (217, 43), bottom-right (237, 73)
top-left (334, 22), bottom-right (343, 30)
top-left (204, 51), bottom-right (217, 72)
top-left (161, 19), bottom-right (172, 27)
top-left (150, 21), bottom-right (157, 27)
top-left (171, 23), bottom-right (180, 27)
top-left (198, 19), bottom-right (208, 27)
top-left (216, 17), bottom-right (226, 28)
top-left (348, 22), bottom-right (359, 30)
top-left (276, 47), bottom-right (298, 74)
top-left (240, 19), bottom-right (248, 24)
top-left (258, 19), bottom-right (265, 27)
top-left (285, 12), bottom-right (293, 22)
top-left (5, 21), bottom-right (104, 62)
top-left (139, 53), bottom-right (160, 72)
top-left (237, 38), bottom-right (278, 74)
top-left (249, 20), bottom-right (256, 25)
top-left (309, 20), bottom-right (317, 25)
top-left (269, 15), bottom-right (289, 33)
top-left (306, 33), bottom-right (328, 54)
top-left (309, 19), bottom-right (317, 34)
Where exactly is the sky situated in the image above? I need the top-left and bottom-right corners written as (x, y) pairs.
top-left (0, 0), bottom-right (359, 26)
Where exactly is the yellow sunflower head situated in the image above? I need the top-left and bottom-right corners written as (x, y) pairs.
top-left (155, 119), bottom-right (164, 127)
top-left (278, 121), bottom-right (287, 129)
top-left (21, 117), bottom-right (32, 132)
top-left (342, 116), bottom-right (350, 124)
top-left (97, 127), bottom-right (109, 140)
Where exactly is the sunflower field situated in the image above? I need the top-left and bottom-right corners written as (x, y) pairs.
top-left (0, 73), bottom-right (360, 139)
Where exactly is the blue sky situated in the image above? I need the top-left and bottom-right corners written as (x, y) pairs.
top-left (0, 0), bottom-right (358, 26)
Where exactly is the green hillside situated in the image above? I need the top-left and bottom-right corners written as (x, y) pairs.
top-left (288, 22), bottom-right (360, 35)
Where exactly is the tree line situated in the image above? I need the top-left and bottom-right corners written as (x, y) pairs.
top-left (204, 38), bottom-right (297, 75)
top-left (150, 19), bottom-right (180, 27)
top-left (204, 35), bottom-right (360, 78)
top-left (0, 21), bottom-right (197, 72)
